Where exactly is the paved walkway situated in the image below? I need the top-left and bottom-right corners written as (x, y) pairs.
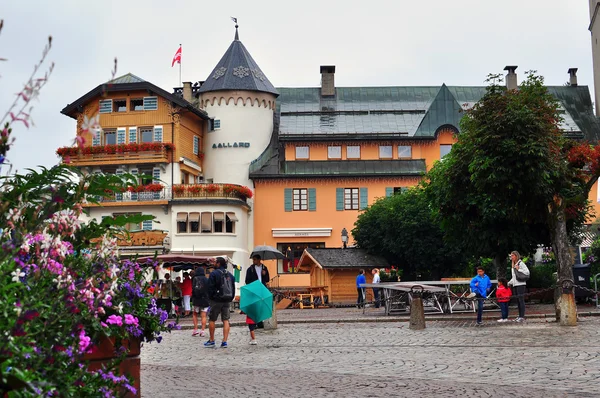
top-left (142, 308), bottom-right (600, 397)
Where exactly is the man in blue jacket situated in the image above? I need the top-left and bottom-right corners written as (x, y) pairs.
top-left (356, 269), bottom-right (366, 309)
top-left (468, 267), bottom-right (492, 325)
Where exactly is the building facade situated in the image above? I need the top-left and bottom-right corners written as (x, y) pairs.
top-left (58, 27), bottom-right (600, 288)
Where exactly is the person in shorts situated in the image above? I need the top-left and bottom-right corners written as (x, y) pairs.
top-left (191, 268), bottom-right (209, 337)
top-left (204, 257), bottom-right (235, 348)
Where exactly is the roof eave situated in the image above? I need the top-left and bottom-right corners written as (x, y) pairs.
top-left (249, 172), bottom-right (426, 179)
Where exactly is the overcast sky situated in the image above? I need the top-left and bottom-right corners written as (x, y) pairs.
top-left (0, 0), bottom-right (595, 173)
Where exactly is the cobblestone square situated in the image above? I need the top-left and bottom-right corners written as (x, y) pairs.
top-left (141, 316), bottom-right (600, 397)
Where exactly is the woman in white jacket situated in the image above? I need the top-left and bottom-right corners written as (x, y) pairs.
top-left (508, 251), bottom-right (529, 322)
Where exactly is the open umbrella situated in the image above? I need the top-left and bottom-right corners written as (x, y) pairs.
top-left (240, 280), bottom-right (273, 324)
top-left (250, 245), bottom-right (287, 260)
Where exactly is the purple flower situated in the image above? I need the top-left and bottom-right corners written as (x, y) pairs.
top-left (124, 314), bottom-right (138, 326)
top-left (156, 336), bottom-right (163, 343)
top-left (106, 315), bottom-right (123, 326)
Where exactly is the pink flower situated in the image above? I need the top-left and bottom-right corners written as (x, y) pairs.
top-left (78, 329), bottom-right (91, 353)
top-left (106, 314), bottom-right (123, 326)
top-left (124, 314), bottom-right (138, 326)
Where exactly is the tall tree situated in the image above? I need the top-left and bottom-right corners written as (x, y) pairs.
top-left (352, 187), bottom-right (464, 280)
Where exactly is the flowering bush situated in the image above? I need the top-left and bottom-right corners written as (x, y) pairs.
top-left (0, 25), bottom-right (175, 396)
top-left (127, 183), bottom-right (163, 193)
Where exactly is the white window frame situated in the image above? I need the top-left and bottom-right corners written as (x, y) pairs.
top-left (347, 145), bottom-right (361, 159)
top-left (328, 146), bottom-right (342, 159)
top-left (295, 146), bottom-right (309, 160)
top-left (440, 144), bottom-right (452, 159)
top-left (344, 188), bottom-right (359, 210)
top-left (379, 145), bottom-right (393, 159)
top-left (398, 145), bottom-right (412, 159)
top-left (292, 188), bottom-right (308, 211)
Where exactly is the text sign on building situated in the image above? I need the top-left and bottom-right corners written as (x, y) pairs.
top-left (272, 228), bottom-right (332, 238)
top-left (212, 142), bottom-right (250, 148)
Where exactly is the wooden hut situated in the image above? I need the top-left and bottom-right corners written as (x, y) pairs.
top-left (298, 248), bottom-right (389, 304)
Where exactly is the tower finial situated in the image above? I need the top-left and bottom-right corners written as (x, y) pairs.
top-left (231, 17), bottom-right (239, 40)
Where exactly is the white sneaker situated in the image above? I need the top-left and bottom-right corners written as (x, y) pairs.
top-left (467, 292), bottom-right (476, 299)
top-left (515, 317), bottom-right (525, 323)
top-left (497, 319), bottom-right (504, 323)
top-left (199, 330), bottom-right (206, 337)
top-left (249, 340), bottom-right (257, 345)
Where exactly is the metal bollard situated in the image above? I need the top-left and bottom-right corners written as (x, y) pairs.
top-left (409, 285), bottom-right (426, 330)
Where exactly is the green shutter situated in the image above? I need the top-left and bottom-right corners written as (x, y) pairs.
top-left (401, 187), bottom-right (409, 193)
top-left (359, 187), bottom-right (368, 210)
top-left (308, 188), bottom-right (316, 211)
top-left (385, 187), bottom-right (393, 197)
top-left (284, 188), bottom-right (292, 212)
top-left (336, 188), bottom-right (344, 211)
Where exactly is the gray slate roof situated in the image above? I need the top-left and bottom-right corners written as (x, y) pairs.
top-left (276, 85), bottom-right (598, 141)
top-left (198, 29), bottom-right (279, 97)
top-left (109, 73), bottom-right (145, 84)
top-left (304, 248), bottom-right (388, 269)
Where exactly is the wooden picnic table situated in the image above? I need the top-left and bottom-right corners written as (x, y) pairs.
top-left (361, 282), bottom-right (446, 315)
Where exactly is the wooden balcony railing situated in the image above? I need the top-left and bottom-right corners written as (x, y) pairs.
top-left (56, 143), bottom-right (173, 166)
top-left (171, 184), bottom-right (253, 202)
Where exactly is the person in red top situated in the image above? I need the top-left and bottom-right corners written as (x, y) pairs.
top-left (246, 315), bottom-right (258, 345)
top-left (496, 278), bottom-right (512, 322)
top-left (181, 272), bottom-right (193, 317)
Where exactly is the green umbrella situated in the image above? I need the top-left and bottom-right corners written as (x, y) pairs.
top-left (240, 280), bottom-right (273, 324)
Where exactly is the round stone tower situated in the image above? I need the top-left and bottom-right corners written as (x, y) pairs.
top-left (198, 25), bottom-right (279, 188)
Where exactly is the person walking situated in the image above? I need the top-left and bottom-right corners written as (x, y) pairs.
top-left (468, 266), bottom-right (492, 325)
top-left (371, 268), bottom-right (381, 308)
top-left (246, 254), bottom-right (270, 285)
top-left (508, 251), bottom-right (530, 322)
top-left (356, 269), bottom-right (366, 309)
top-left (496, 278), bottom-right (512, 322)
top-left (205, 257), bottom-right (235, 348)
top-left (246, 314), bottom-right (258, 345)
top-left (181, 272), bottom-right (193, 318)
top-left (191, 268), bottom-right (209, 337)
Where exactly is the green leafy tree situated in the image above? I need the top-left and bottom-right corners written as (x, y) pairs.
top-left (352, 187), bottom-right (465, 279)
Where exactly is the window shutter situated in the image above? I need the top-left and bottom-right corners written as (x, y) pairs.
top-left (129, 127), bottom-right (137, 143)
top-left (142, 220), bottom-right (153, 230)
top-left (193, 136), bottom-right (199, 155)
top-left (214, 119), bottom-right (221, 129)
top-left (115, 169), bottom-right (124, 201)
top-left (92, 132), bottom-right (101, 147)
top-left (284, 188), bottom-right (292, 212)
top-left (308, 188), bottom-right (316, 211)
top-left (153, 126), bottom-right (163, 142)
top-left (130, 169), bottom-right (139, 201)
top-left (401, 187), bottom-right (409, 193)
top-left (359, 187), bottom-right (368, 210)
top-left (385, 187), bottom-right (393, 197)
top-left (99, 99), bottom-right (112, 113)
top-left (143, 96), bottom-right (158, 110)
top-left (117, 127), bottom-right (126, 144)
top-left (336, 188), bottom-right (344, 211)
top-left (152, 168), bottom-right (161, 183)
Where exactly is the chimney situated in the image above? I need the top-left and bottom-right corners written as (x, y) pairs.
top-left (504, 66), bottom-right (518, 90)
top-left (182, 81), bottom-right (192, 102)
top-left (568, 68), bottom-right (578, 86)
top-left (320, 65), bottom-right (336, 97)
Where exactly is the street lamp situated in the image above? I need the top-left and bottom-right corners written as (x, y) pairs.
top-left (341, 228), bottom-right (348, 249)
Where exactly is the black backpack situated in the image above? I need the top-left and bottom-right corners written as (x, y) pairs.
top-left (216, 269), bottom-right (234, 301)
top-left (193, 276), bottom-right (205, 298)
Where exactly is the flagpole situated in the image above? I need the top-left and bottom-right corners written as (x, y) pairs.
top-left (179, 43), bottom-right (182, 87)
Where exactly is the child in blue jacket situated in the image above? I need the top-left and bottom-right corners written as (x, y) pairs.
top-left (468, 267), bottom-right (492, 325)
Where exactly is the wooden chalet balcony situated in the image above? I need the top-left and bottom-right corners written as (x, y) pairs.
top-left (171, 184), bottom-right (253, 203)
top-left (56, 143), bottom-right (173, 167)
top-left (83, 183), bottom-right (253, 207)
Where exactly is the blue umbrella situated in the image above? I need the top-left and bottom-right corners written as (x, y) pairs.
top-left (240, 280), bottom-right (273, 323)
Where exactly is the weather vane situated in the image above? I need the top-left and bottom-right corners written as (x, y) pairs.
top-left (231, 16), bottom-right (238, 28)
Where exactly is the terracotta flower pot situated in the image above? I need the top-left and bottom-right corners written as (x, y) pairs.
top-left (83, 337), bottom-right (141, 397)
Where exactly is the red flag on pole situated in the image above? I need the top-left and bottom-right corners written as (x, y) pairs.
top-left (171, 46), bottom-right (182, 67)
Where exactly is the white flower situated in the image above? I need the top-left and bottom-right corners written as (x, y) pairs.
top-left (81, 113), bottom-right (102, 137)
top-left (11, 269), bottom-right (25, 283)
top-left (109, 264), bottom-right (120, 279)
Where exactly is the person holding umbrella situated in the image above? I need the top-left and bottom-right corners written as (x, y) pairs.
top-left (246, 254), bottom-right (270, 286)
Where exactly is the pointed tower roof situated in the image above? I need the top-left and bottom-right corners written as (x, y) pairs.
top-left (198, 26), bottom-right (279, 97)
top-left (414, 84), bottom-right (463, 137)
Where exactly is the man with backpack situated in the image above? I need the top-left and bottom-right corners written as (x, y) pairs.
top-left (204, 257), bottom-right (235, 348)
